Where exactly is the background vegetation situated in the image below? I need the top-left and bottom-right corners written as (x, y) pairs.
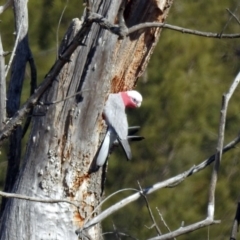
top-left (1, 0), bottom-right (240, 239)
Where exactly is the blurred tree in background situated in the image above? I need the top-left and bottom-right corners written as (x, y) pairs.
top-left (0, 0), bottom-right (240, 239)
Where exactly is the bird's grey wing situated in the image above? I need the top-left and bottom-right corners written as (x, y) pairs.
top-left (104, 94), bottom-right (128, 140)
top-left (104, 94), bottom-right (131, 160)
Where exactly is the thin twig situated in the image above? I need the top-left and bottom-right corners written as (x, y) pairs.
top-left (156, 207), bottom-right (175, 239)
top-left (0, 0), bottom-right (13, 14)
top-left (112, 222), bottom-right (121, 240)
top-left (220, 5), bottom-right (240, 36)
top-left (0, 34), bottom-right (6, 129)
top-left (56, 0), bottom-right (69, 57)
top-left (88, 12), bottom-right (240, 39)
top-left (5, 16), bottom-right (23, 78)
top-left (40, 89), bottom-right (90, 106)
top-left (117, 0), bottom-right (128, 38)
top-left (226, 8), bottom-right (240, 25)
top-left (127, 22), bottom-right (240, 39)
top-left (138, 181), bottom-right (162, 236)
top-left (0, 190), bottom-right (79, 208)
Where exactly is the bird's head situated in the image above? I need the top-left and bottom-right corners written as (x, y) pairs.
top-left (120, 90), bottom-right (143, 108)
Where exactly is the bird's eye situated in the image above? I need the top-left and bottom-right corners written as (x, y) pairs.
top-left (132, 98), bottom-right (137, 103)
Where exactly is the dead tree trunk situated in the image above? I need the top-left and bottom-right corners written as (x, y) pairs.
top-left (0, 0), bottom-right (173, 239)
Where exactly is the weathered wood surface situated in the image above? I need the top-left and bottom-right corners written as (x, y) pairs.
top-left (0, 0), bottom-right (173, 239)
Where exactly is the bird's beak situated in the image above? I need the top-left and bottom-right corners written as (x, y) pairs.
top-left (137, 102), bottom-right (141, 107)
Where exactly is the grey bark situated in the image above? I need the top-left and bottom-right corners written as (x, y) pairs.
top-left (0, 0), bottom-right (173, 239)
top-left (0, 35), bottom-right (6, 130)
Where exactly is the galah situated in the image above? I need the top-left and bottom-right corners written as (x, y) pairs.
top-left (96, 90), bottom-right (143, 167)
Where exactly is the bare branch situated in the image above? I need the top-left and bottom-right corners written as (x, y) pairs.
top-left (0, 0), bottom-right (13, 14)
top-left (112, 222), bottom-right (122, 240)
top-left (80, 72), bottom-right (240, 235)
top-left (88, 12), bottom-right (240, 39)
top-left (147, 219), bottom-right (220, 240)
top-left (189, 133), bottom-right (240, 176)
top-left (40, 89), bottom-right (90, 106)
top-left (156, 208), bottom-right (175, 239)
top-left (56, 0), bottom-right (69, 57)
top-left (2, 9), bottom-right (240, 144)
top-left (80, 168), bottom-right (193, 231)
top-left (88, 12), bottom-right (123, 36)
top-left (138, 181), bottom-right (162, 236)
top-left (220, 5), bottom-right (240, 35)
top-left (127, 22), bottom-right (240, 39)
top-left (0, 190), bottom-right (79, 208)
top-left (0, 34), bottom-right (6, 130)
top-left (80, 131), bottom-right (240, 231)
top-left (117, 0), bottom-right (128, 38)
top-left (226, 8), bottom-right (240, 25)
top-left (207, 71), bottom-right (240, 219)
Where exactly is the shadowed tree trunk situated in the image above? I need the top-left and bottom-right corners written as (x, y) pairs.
top-left (0, 0), bottom-right (36, 213)
top-left (0, 0), bottom-right (173, 239)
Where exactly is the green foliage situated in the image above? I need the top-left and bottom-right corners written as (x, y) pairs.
top-left (104, 1), bottom-right (240, 239)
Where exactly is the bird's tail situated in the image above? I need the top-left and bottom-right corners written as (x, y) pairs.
top-left (117, 138), bottom-right (132, 161)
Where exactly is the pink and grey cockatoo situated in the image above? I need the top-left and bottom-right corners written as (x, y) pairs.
top-left (96, 90), bottom-right (143, 167)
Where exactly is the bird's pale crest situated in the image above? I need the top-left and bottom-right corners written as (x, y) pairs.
top-left (126, 90), bottom-right (143, 108)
